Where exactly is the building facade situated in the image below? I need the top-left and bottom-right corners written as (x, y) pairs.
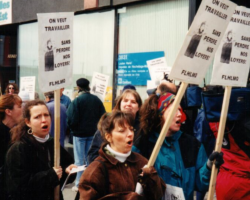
top-left (0, 0), bottom-right (249, 104)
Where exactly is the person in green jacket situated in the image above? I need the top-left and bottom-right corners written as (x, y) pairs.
top-left (134, 92), bottom-right (224, 200)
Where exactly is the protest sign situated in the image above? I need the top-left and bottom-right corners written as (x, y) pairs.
top-left (169, 0), bottom-right (236, 85)
top-left (207, 6), bottom-right (250, 200)
top-left (19, 76), bottom-right (36, 100)
top-left (146, 2), bottom-right (237, 199)
top-left (37, 13), bottom-right (74, 199)
top-left (37, 12), bottom-right (74, 93)
top-left (90, 72), bottom-right (109, 102)
top-left (165, 184), bottom-right (185, 200)
top-left (211, 6), bottom-right (250, 86)
top-left (147, 57), bottom-right (171, 85)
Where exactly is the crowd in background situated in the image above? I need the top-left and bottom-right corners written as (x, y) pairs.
top-left (0, 77), bottom-right (249, 200)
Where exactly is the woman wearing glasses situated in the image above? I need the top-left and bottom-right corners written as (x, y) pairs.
top-left (5, 83), bottom-right (19, 95)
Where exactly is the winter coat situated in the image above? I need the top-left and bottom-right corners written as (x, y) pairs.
top-left (0, 122), bottom-right (11, 200)
top-left (79, 145), bottom-right (166, 200)
top-left (5, 135), bottom-right (75, 200)
top-left (133, 130), bottom-right (210, 200)
top-left (67, 91), bottom-right (106, 137)
top-left (210, 122), bottom-right (250, 200)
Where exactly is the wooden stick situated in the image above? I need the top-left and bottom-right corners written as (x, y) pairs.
top-left (54, 89), bottom-right (61, 200)
top-left (207, 86), bottom-right (232, 200)
top-left (147, 82), bottom-right (188, 167)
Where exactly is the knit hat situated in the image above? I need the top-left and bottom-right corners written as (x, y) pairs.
top-left (122, 84), bottom-right (136, 92)
top-left (76, 78), bottom-right (89, 89)
top-left (158, 93), bottom-right (175, 116)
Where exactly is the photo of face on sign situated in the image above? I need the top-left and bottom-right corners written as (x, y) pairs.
top-left (220, 30), bottom-right (233, 64)
top-left (45, 39), bottom-right (55, 72)
top-left (184, 21), bottom-right (206, 59)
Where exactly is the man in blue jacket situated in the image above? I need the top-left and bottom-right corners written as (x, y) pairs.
top-left (67, 78), bottom-right (105, 192)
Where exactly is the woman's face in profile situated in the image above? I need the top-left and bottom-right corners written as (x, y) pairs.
top-left (227, 32), bottom-right (232, 41)
top-left (162, 104), bottom-right (182, 136)
top-left (199, 23), bottom-right (205, 34)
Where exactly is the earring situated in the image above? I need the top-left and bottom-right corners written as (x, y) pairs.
top-left (27, 128), bottom-right (33, 135)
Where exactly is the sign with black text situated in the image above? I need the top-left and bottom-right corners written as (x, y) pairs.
top-left (169, 0), bottom-right (236, 84)
top-left (20, 76), bottom-right (36, 100)
top-left (211, 6), bottom-right (250, 86)
top-left (90, 72), bottom-right (109, 102)
top-left (37, 12), bottom-right (73, 92)
top-left (147, 57), bottom-right (171, 85)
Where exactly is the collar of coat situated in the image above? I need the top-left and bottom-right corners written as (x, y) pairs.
top-left (149, 130), bottom-right (183, 148)
top-left (98, 143), bottom-right (141, 165)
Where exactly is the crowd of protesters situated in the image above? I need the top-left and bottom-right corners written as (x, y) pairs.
top-left (0, 77), bottom-right (249, 200)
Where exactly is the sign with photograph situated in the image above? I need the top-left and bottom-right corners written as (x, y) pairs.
top-left (169, 0), bottom-right (236, 84)
top-left (37, 12), bottom-right (74, 92)
top-left (147, 57), bottom-right (171, 85)
top-left (19, 76), bottom-right (36, 100)
top-left (90, 72), bottom-right (109, 102)
top-left (0, 0), bottom-right (12, 25)
top-left (211, 6), bottom-right (250, 86)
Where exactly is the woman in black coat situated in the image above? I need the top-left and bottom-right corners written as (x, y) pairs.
top-left (0, 94), bottom-right (22, 200)
top-left (5, 100), bottom-right (76, 200)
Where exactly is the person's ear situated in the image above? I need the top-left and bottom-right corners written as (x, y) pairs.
top-left (25, 119), bottom-right (31, 128)
top-left (105, 133), bottom-right (112, 143)
top-left (5, 109), bottom-right (12, 116)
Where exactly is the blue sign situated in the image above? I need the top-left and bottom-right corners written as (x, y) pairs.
top-left (117, 51), bottom-right (165, 86)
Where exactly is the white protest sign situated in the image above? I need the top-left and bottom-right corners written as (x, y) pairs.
top-left (19, 76), bottom-right (36, 100)
top-left (90, 72), bottom-right (109, 102)
top-left (211, 6), bottom-right (250, 86)
top-left (37, 12), bottom-right (73, 93)
top-left (147, 57), bottom-right (171, 85)
top-left (164, 184), bottom-right (185, 200)
top-left (147, 80), bottom-right (157, 90)
top-left (169, 0), bottom-right (236, 84)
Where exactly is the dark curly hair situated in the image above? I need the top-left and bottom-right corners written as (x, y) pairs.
top-left (11, 100), bottom-right (50, 143)
top-left (139, 94), bottom-right (161, 136)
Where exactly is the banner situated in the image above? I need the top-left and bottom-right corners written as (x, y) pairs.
top-left (37, 12), bottom-right (74, 92)
top-left (19, 76), bottom-right (36, 100)
top-left (90, 72), bottom-right (109, 102)
top-left (169, 0), bottom-right (236, 84)
top-left (211, 6), bottom-right (250, 86)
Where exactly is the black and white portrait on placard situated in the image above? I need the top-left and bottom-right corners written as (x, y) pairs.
top-left (185, 22), bottom-right (206, 58)
top-left (220, 30), bottom-right (233, 64)
top-left (45, 39), bottom-right (55, 71)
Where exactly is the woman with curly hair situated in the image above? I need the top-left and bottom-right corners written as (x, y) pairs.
top-left (5, 100), bottom-right (76, 200)
top-left (134, 92), bottom-right (223, 200)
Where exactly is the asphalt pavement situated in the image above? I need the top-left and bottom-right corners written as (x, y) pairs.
top-left (63, 182), bottom-right (77, 200)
